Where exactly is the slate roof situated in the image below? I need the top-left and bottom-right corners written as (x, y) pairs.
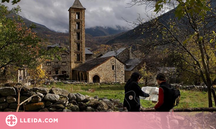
top-left (71, 0), bottom-right (85, 9)
top-left (100, 48), bottom-right (126, 58)
top-left (73, 57), bottom-right (112, 72)
top-left (125, 58), bottom-right (141, 71)
top-left (85, 48), bottom-right (93, 55)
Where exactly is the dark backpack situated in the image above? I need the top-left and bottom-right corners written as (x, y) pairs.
top-left (161, 85), bottom-right (181, 109)
top-left (124, 90), bottom-right (139, 111)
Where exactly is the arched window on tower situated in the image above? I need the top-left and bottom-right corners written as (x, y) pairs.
top-left (77, 54), bottom-right (81, 61)
top-left (76, 32), bottom-right (81, 40)
top-left (76, 12), bottom-right (80, 19)
top-left (76, 22), bottom-right (80, 29)
top-left (77, 43), bottom-right (81, 51)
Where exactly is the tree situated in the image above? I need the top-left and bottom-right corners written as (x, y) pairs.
top-left (28, 65), bottom-right (47, 87)
top-left (1, 0), bottom-right (20, 4)
top-left (130, 0), bottom-right (210, 19)
top-left (136, 0), bottom-right (216, 107)
top-left (0, 4), bottom-right (60, 80)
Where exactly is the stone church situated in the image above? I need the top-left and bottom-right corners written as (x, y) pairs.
top-left (43, 0), bottom-right (143, 83)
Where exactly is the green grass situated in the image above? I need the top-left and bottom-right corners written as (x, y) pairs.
top-left (44, 82), bottom-right (209, 109)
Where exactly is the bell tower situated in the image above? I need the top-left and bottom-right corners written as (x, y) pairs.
top-left (69, 0), bottom-right (86, 79)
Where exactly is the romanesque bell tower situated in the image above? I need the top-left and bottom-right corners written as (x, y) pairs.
top-left (69, 0), bottom-right (86, 79)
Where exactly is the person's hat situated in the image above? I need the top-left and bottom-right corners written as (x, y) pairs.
top-left (156, 73), bottom-right (166, 81)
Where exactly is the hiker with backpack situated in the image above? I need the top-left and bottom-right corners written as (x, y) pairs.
top-left (154, 73), bottom-right (180, 111)
top-left (123, 72), bottom-right (150, 112)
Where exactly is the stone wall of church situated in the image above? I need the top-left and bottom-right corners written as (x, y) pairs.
top-left (88, 57), bottom-right (125, 83)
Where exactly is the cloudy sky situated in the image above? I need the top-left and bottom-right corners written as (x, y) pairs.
top-left (4, 0), bottom-right (174, 32)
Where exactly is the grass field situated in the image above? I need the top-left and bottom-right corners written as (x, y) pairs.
top-left (45, 82), bottom-right (209, 109)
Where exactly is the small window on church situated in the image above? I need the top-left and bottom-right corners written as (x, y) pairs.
top-left (77, 54), bottom-right (81, 61)
top-left (76, 12), bottom-right (80, 19)
top-left (76, 22), bottom-right (80, 29)
top-left (55, 70), bottom-right (59, 75)
top-left (112, 65), bottom-right (115, 70)
top-left (77, 32), bottom-right (81, 40)
top-left (77, 43), bottom-right (81, 51)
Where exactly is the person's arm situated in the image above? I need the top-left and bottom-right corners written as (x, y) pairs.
top-left (134, 84), bottom-right (149, 97)
top-left (154, 87), bottom-right (164, 109)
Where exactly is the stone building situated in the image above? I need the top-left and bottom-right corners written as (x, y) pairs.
top-left (101, 47), bottom-right (143, 81)
top-left (73, 57), bottom-right (125, 83)
top-left (42, 0), bottom-right (142, 83)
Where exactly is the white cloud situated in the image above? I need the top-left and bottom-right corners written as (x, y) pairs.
top-left (3, 0), bottom-right (174, 32)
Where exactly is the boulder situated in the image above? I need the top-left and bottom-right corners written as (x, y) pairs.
top-left (39, 108), bottom-right (49, 112)
top-left (31, 96), bottom-right (42, 103)
top-left (31, 87), bottom-right (49, 95)
top-left (9, 103), bottom-right (18, 109)
top-left (0, 87), bottom-right (16, 96)
top-left (7, 96), bottom-right (16, 103)
top-left (0, 97), bottom-right (6, 103)
top-left (68, 93), bottom-right (77, 101)
top-left (78, 102), bottom-right (87, 111)
top-left (21, 87), bottom-right (34, 96)
top-left (56, 96), bottom-right (69, 105)
top-left (52, 104), bottom-right (65, 109)
top-left (0, 103), bottom-right (8, 110)
top-left (4, 108), bottom-right (16, 112)
top-left (44, 94), bottom-right (60, 102)
top-left (45, 101), bottom-right (53, 107)
top-left (86, 106), bottom-right (95, 112)
top-left (50, 88), bottom-right (69, 96)
top-left (70, 105), bottom-right (79, 111)
top-left (97, 101), bottom-right (108, 111)
top-left (63, 109), bottom-right (72, 112)
top-left (25, 102), bottom-right (45, 111)
top-left (75, 93), bottom-right (86, 102)
top-left (20, 96), bottom-right (30, 104)
top-left (87, 99), bottom-right (100, 108)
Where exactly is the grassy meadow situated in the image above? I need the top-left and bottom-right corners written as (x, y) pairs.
top-left (45, 82), bottom-right (209, 109)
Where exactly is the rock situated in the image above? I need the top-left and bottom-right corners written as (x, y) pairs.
top-left (44, 94), bottom-right (60, 102)
top-left (94, 96), bottom-right (99, 99)
top-left (52, 104), bottom-right (65, 109)
top-left (87, 99), bottom-right (99, 108)
top-left (31, 87), bottom-right (49, 95)
top-left (39, 108), bottom-right (49, 112)
top-left (75, 93), bottom-right (86, 102)
top-left (0, 97), bottom-right (6, 103)
top-left (70, 105), bottom-right (79, 111)
top-left (86, 106), bottom-right (95, 112)
top-left (50, 88), bottom-right (69, 96)
top-left (103, 100), bottom-right (115, 110)
top-left (63, 109), bottom-right (72, 112)
top-left (56, 96), bottom-right (68, 105)
top-left (7, 96), bottom-right (16, 103)
top-left (31, 96), bottom-right (42, 103)
top-left (68, 93), bottom-right (77, 101)
top-left (48, 107), bottom-right (57, 111)
top-left (4, 108), bottom-right (16, 112)
top-left (66, 103), bottom-right (74, 109)
top-left (9, 103), bottom-right (18, 109)
top-left (0, 87), bottom-right (16, 96)
top-left (0, 103), bottom-right (8, 110)
top-left (97, 101), bottom-right (108, 111)
top-left (102, 99), bottom-right (110, 102)
top-left (78, 102), bottom-right (87, 111)
top-left (25, 102), bottom-right (45, 111)
top-left (45, 101), bottom-right (53, 107)
top-left (70, 100), bottom-right (78, 105)
top-left (21, 87), bottom-right (34, 96)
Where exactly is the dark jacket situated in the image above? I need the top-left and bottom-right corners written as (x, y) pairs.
top-left (155, 82), bottom-right (173, 111)
top-left (123, 80), bottom-right (149, 111)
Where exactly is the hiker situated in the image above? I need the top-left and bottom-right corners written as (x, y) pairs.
top-left (123, 72), bottom-right (149, 112)
top-left (154, 73), bottom-right (174, 111)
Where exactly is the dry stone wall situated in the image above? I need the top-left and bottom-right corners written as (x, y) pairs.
top-left (0, 87), bottom-right (123, 112)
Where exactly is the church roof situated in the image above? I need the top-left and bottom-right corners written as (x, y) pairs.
top-left (71, 0), bottom-right (85, 9)
top-left (100, 48), bottom-right (126, 58)
top-left (85, 48), bottom-right (93, 55)
top-left (73, 57), bottom-right (112, 72)
top-left (125, 58), bottom-right (141, 71)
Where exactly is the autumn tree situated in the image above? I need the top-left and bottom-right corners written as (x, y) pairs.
top-left (0, 4), bottom-right (60, 80)
top-left (134, 0), bottom-right (216, 107)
